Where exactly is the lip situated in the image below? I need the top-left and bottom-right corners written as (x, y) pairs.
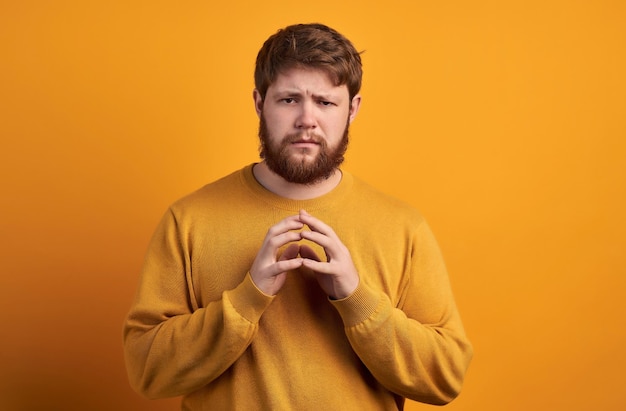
top-left (290, 141), bottom-right (319, 146)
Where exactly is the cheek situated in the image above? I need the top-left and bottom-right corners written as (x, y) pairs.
top-left (325, 115), bottom-right (350, 136)
top-left (263, 110), bottom-right (291, 130)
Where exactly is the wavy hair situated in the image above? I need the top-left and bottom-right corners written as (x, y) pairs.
top-left (254, 23), bottom-right (363, 100)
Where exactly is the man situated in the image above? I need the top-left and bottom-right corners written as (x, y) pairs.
top-left (123, 23), bottom-right (472, 410)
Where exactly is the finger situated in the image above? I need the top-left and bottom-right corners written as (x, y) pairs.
top-left (301, 258), bottom-right (333, 274)
top-left (267, 216), bottom-right (304, 238)
top-left (300, 230), bottom-right (346, 263)
top-left (267, 257), bottom-right (303, 276)
top-left (278, 243), bottom-right (300, 261)
top-left (266, 231), bottom-right (303, 251)
top-left (254, 234), bottom-right (301, 275)
top-left (299, 230), bottom-right (333, 250)
top-left (299, 244), bottom-right (322, 262)
top-left (298, 210), bottom-right (334, 236)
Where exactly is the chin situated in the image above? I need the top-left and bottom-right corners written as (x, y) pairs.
top-left (289, 151), bottom-right (318, 162)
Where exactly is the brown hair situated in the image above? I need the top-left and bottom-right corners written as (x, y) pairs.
top-left (254, 23), bottom-right (363, 100)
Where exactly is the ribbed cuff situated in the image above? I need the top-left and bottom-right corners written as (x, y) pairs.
top-left (330, 282), bottom-right (383, 327)
top-left (224, 273), bottom-right (275, 324)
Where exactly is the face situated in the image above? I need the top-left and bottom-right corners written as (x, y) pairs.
top-left (254, 67), bottom-right (361, 185)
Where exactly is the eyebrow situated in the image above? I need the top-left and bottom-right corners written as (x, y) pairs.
top-left (273, 89), bottom-right (339, 101)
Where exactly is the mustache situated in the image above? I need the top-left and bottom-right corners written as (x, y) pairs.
top-left (283, 132), bottom-right (325, 145)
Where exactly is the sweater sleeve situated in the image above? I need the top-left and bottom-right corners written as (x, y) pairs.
top-left (330, 220), bottom-right (473, 405)
top-left (122, 208), bottom-right (274, 399)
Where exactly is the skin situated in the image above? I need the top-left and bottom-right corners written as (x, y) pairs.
top-left (252, 67), bottom-right (360, 200)
top-left (249, 67), bottom-right (362, 299)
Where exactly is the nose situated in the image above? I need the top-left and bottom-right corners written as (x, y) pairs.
top-left (295, 101), bottom-right (317, 130)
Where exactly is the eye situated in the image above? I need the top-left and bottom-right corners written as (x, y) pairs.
top-left (281, 98), bottom-right (297, 104)
top-left (318, 100), bottom-right (335, 106)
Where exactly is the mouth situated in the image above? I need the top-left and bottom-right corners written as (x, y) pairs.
top-left (291, 140), bottom-right (320, 146)
top-left (288, 134), bottom-right (322, 145)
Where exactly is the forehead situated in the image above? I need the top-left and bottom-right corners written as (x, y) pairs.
top-left (268, 67), bottom-right (349, 97)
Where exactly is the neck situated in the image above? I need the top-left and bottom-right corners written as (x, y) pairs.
top-left (252, 162), bottom-right (342, 200)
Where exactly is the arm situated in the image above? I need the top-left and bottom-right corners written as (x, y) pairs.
top-left (299, 211), bottom-right (473, 404)
top-left (123, 209), bottom-right (302, 399)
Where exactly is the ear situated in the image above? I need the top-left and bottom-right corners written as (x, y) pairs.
top-left (348, 94), bottom-right (361, 124)
top-left (253, 89), bottom-right (264, 118)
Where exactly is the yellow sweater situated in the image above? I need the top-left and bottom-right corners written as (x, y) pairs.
top-left (123, 164), bottom-right (472, 410)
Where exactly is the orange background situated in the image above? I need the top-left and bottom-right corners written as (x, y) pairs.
top-left (1, 1), bottom-right (625, 410)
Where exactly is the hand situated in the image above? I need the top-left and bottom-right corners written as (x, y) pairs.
top-left (249, 215), bottom-right (304, 295)
top-left (298, 210), bottom-right (360, 299)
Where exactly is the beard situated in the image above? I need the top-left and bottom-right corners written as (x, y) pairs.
top-left (258, 115), bottom-right (350, 185)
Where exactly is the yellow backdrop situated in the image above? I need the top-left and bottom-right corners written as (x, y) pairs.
top-left (1, 1), bottom-right (625, 410)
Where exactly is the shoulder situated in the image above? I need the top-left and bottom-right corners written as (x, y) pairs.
top-left (347, 174), bottom-right (425, 225)
top-left (168, 167), bottom-right (248, 217)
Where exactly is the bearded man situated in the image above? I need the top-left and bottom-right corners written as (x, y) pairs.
top-left (123, 23), bottom-right (472, 411)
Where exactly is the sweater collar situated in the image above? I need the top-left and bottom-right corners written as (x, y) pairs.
top-left (240, 163), bottom-right (353, 212)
